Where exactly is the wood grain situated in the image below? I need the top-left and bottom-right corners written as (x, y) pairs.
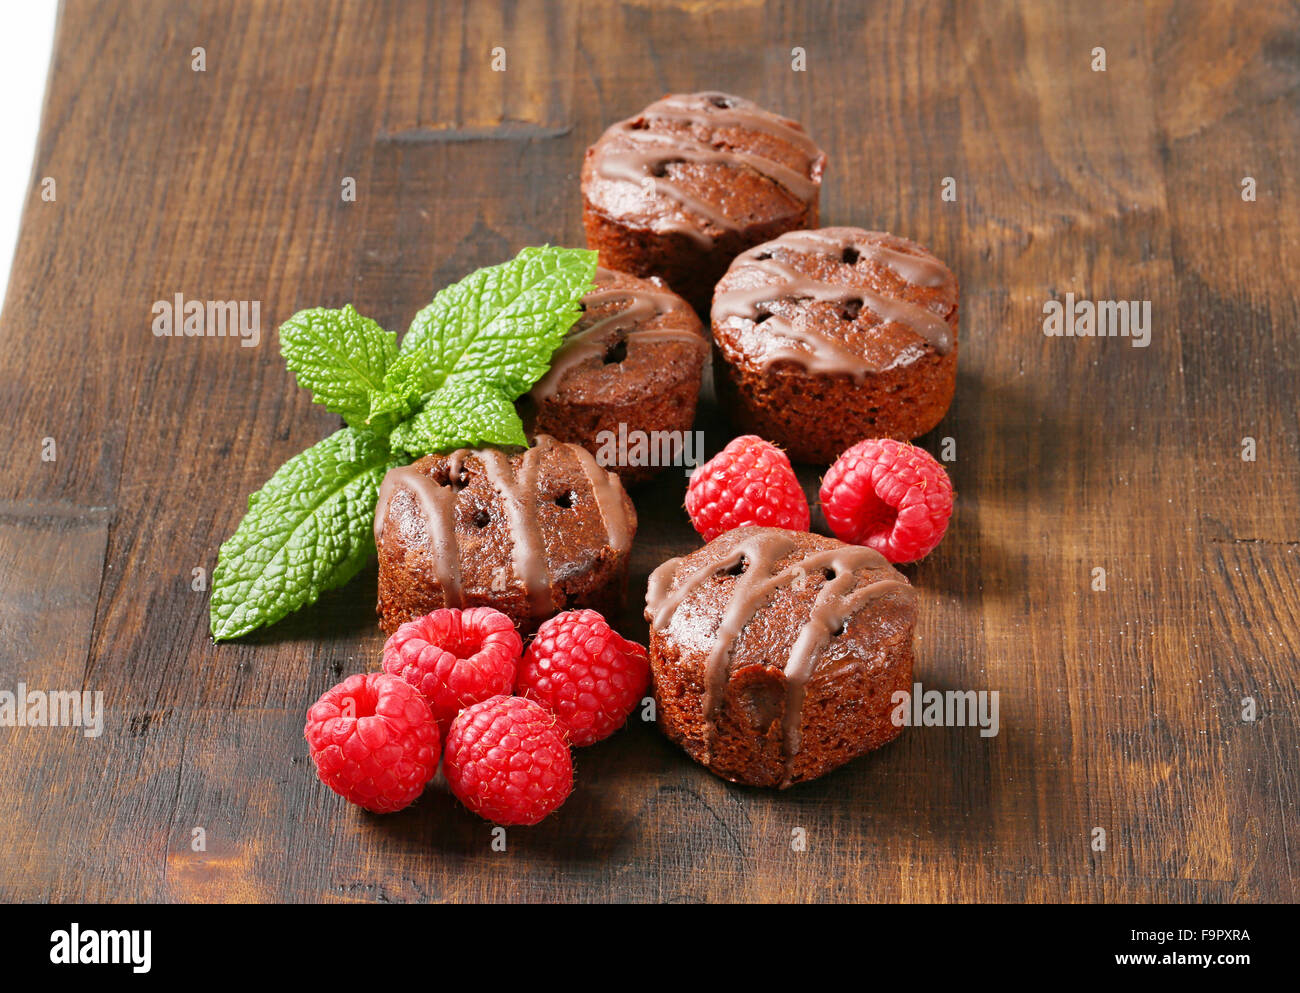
top-left (0, 0), bottom-right (1295, 903)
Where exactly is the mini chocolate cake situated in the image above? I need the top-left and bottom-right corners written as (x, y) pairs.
top-left (581, 91), bottom-right (826, 314)
top-left (523, 267), bottom-right (709, 485)
top-left (711, 227), bottom-right (959, 462)
top-left (375, 435), bottom-right (636, 634)
top-left (644, 526), bottom-right (917, 788)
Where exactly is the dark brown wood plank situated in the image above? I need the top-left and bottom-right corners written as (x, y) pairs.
top-left (0, 0), bottom-right (1295, 903)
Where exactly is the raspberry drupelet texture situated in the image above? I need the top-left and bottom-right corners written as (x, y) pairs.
top-left (516, 609), bottom-right (650, 746)
top-left (381, 607), bottom-right (522, 731)
top-left (819, 438), bottom-right (954, 563)
top-left (304, 672), bottom-right (441, 814)
top-left (443, 695), bottom-right (574, 826)
top-left (685, 434), bottom-right (810, 541)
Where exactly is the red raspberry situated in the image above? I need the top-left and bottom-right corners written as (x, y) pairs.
top-left (381, 607), bottom-right (521, 730)
top-left (685, 434), bottom-right (810, 541)
top-left (819, 438), bottom-right (954, 563)
top-left (443, 695), bottom-right (573, 826)
top-left (304, 672), bottom-right (440, 814)
top-left (516, 609), bottom-right (649, 746)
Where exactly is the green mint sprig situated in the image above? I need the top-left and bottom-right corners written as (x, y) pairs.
top-left (209, 246), bottom-right (597, 641)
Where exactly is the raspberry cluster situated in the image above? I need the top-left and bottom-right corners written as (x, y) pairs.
top-left (305, 430), bottom-right (952, 825)
top-left (304, 606), bottom-right (648, 825)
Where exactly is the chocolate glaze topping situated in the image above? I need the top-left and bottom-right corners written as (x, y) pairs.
top-left (773, 229), bottom-right (951, 287)
top-left (373, 451), bottom-right (469, 608)
top-left (645, 527), bottom-right (916, 775)
top-left (529, 268), bottom-right (708, 402)
top-left (375, 435), bottom-right (633, 613)
top-left (478, 447), bottom-right (555, 615)
top-left (712, 228), bottom-right (956, 380)
top-left (592, 92), bottom-right (825, 245)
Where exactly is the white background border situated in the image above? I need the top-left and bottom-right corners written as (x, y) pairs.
top-left (0, 2), bottom-right (59, 310)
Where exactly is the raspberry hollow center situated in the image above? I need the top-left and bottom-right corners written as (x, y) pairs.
top-left (855, 481), bottom-right (898, 541)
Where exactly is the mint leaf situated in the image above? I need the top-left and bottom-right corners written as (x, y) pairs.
top-left (383, 246), bottom-right (597, 402)
top-left (280, 305), bottom-right (398, 428)
top-left (388, 378), bottom-right (527, 456)
top-left (209, 427), bottom-right (402, 640)
top-left (213, 246), bottom-right (597, 640)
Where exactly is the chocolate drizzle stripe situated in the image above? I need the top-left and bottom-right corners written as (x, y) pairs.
top-left (568, 441), bottom-right (635, 556)
top-left (645, 555), bottom-right (686, 626)
top-left (619, 129), bottom-right (821, 202)
top-left (694, 534), bottom-right (800, 736)
top-left (759, 324), bottom-right (873, 377)
top-left (647, 94), bottom-right (822, 154)
top-left (479, 442), bottom-right (555, 616)
top-left (597, 151), bottom-right (736, 244)
top-left (373, 461), bottom-right (465, 609)
top-left (780, 548), bottom-right (914, 772)
top-left (769, 229), bottom-right (951, 287)
top-left (530, 279), bottom-right (707, 402)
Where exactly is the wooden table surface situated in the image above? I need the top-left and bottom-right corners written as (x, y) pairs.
top-left (1, 0), bottom-right (1296, 903)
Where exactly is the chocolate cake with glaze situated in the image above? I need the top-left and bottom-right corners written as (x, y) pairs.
top-left (644, 526), bottom-right (917, 788)
top-left (712, 227), bottom-right (959, 462)
top-left (375, 435), bottom-right (636, 634)
top-left (582, 91), bottom-right (826, 314)
top-left (522, 267), bottom-right (709, 484)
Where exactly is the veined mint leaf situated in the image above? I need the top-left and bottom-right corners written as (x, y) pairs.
top-left (209, 427), bottom-right (403, 640)
top-left (213, 246), bottom-right (596, 640)
top-left (383, 246), bottom-right (597, 402)
top-left (280, 305), bottom-right (398, 428)
top-left (388, 378), bottom-right (527, 457)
